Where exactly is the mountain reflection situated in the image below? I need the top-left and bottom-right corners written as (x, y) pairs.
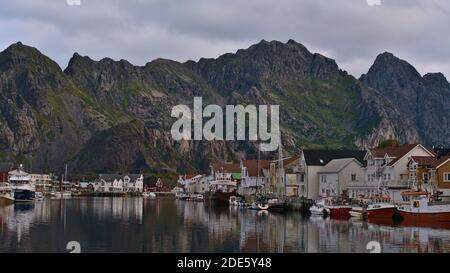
top-left (1, 198), bottom-right (450, 253)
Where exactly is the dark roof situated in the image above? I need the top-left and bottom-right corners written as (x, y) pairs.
top-left (410, 156), bottom-right (450, 168)
top-left (303, 150), bottom-right (367, 166)
top-left (0, 163), bottom-right (13, 172)
top-left (99, 173), bottom-right (142, 182)
top-left (434, 148), bottom-right (450, 158)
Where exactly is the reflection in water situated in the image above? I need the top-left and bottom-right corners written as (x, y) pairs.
top-left (1, 198), bottom-right (450, 253)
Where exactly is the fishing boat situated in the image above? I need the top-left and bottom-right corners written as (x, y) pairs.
top-left (309, 198), bottom-right (330, 216)
top-left (397, 191), bottom-right (450, 222)
top-left (8, 165), bottom-right (35, 202)
top-left (352, 203), bottom-right (397, 219)
top-left (323, 197), bottom-right (351, 217)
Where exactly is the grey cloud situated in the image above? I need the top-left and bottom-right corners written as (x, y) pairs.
top-left (0, 0), bottom-right (449, 79)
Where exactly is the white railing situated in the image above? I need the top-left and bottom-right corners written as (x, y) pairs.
top-left (382, 180), bottom-right (410, 188)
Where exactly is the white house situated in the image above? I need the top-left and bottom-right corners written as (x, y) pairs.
top-left (348, 144), bottom-right (435, 201)
top-left (178, 174), bottom-right (210, 194)
top-left (299, 150), bottom-right (367, 200)
top-left (318, 158), bottom-right (364, 198)
top-left (96, 174), bottom-right (144, 193)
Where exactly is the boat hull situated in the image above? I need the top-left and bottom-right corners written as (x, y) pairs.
top-left (328, 206), bottom-right (352, 218)
top-left (0, 195), bottom-right (15, 206)
top-left (210, 190), bottom-right (240, 206)
top-left (367, 207), bottom-right (397, 219)
top-left (13, 189), bottom-right (35, 202)
top-left (398, 210), bottom-right (450, 222)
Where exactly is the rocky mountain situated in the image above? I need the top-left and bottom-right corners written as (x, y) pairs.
top-left (361, 52), bottom-right (450, 147)
top-left (0, 40), bottom-right (447, 174)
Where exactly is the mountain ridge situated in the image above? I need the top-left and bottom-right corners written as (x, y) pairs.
top-left (0, 40), bottom-right (448, 174)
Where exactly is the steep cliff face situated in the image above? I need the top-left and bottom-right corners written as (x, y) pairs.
top-left (0, 40), bottom-right (446, 174)
top-left (361, 53), bottom-right (450, 146)
top-left (0, 42), bottom-right (110, 170)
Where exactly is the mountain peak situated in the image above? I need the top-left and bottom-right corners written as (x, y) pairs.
top-left (423, 72), bottom-right (450, 89)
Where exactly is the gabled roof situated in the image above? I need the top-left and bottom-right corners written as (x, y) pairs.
top-left (410, 156), bottom-right (450, 169)
top-left (242, 160), bottom-right (271, 177)
top-left (303, 150), bottom-right (366, 166)
top-left (369, 144), bottom-right (434, 166)
top-left (319, 158), bottom-right (362, 173)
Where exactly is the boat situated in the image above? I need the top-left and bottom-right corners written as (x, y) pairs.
top-left (35, 192), bottom-right (44, 201)
top-left (397, 191), bottom-right (450, 222)
top-left (0, 192), bottom-right (15, 206)
top-left (229, 196), bottom-right (247, 206)
top-left (309, 199), bottom-right (330, 216)
top-left (349, 210), bottom-right (363, 219)
top-left (365, 203), bottom-right (397, 219)
top-left (8, 164), bottom-right (35, 202)
top-left (208, 171), bottom-right (240, 205)
top-left (321, 196), bottom-right (352, 218)
top-left (175, 192), bottom-right (189, 200)
top-left (50, 192), bottom-right (72, 199)
top-left (143, 192), bottom-right (156, 199)
top-left (193, 194), bottom-right (205, 202)
top-left (352, 203), bottom-right (397, 219)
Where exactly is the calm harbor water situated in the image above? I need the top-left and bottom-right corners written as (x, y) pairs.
top-left (1, 197), bottom-right (450, 253)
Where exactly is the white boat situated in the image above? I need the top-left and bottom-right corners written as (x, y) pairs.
top-left (143, 192), bottom-right (156, 199)
top-left (349, 210), bottom-right (363, 218)
top-left (309, 198), bottom-right (330, 216)
top-left (35, 192), bottom-right (44, 201)
top-left (8, 164), bottom-right (35, 202)
top-left (50, 192), bottom-right (72, 199)
top-left (397, 191), bottom-right (450, 222)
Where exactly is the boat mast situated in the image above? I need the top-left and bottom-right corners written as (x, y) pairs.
top-left (257, 140), bottom-right (260, 196)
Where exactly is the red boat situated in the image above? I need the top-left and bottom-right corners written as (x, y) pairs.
top-left (353, 203), bottom-right (397, 219)
top-left (327, 205), bottom-right (352, 217)
top-left (397, 191), bottom-right (450, 222)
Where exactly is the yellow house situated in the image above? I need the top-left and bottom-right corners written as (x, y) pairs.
top-left (407, 156), bottom-right (450, 194)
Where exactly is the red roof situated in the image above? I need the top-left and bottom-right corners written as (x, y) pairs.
top-left (369, 144), bottom-right (428, 166)
top-left (212, 160), bottom-right (272, 177)
top-left (242, 160), bottom-right (271, 177)
top-left (410, 156), bottom-right (450, 168)
top-left (212, 163), bottom-right (241, 173)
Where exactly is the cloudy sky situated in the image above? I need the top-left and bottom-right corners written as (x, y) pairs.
top-left (0, 0), bottom-right (449, 78)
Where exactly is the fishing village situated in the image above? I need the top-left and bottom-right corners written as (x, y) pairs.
top-left (2, 141), bottom-right (450, 227)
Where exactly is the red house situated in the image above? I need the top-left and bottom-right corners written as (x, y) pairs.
top-left (0, 163), bottom-right (12, 183)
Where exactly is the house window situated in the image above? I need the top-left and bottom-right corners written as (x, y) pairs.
top-left (383, 174), bottom-right (387, 181)
top-left (299, 174), bottom-right (305, 182)
top-left (444, 173), bottom-right (450, 182)
top-left (351, 174), bottom-right (356, 182)
top-left (423, 173), bottom-right (429, 184)
top-left (321, 176), bottom-right (327, 183)
top-left (387, 174), bottom-right (391, 181)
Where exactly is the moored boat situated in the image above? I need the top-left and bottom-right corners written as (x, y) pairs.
top-left (366, 203), bottom-right (397, 219)
top-left (8, 165), bottom-right (35, 202)
top-left (397, 191), bottom-right (450, 222)
top-left (309, 198), bottom-right (330, 216)
top-left (143, 192), bottom-right (156, 199)
top-left (0, 192), bottom-right (15, 206)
